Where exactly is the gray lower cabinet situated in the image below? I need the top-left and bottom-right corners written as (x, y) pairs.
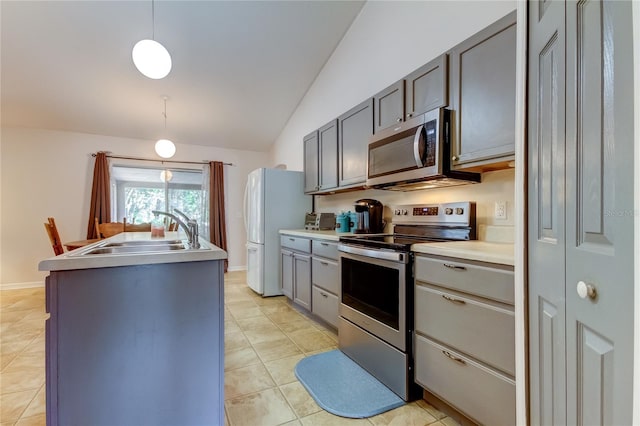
top-left (45, 260), bottom-right (225, 426)
top-left (414, 253), bottom-right (515, 425)
top-left (449, 11), bottom-right (516, 171)
top-left (528, 1), bottom-right (635, 424)
top-left (280, 236), bottom-right (311, 310)
top-left (310, 240), bottom-right (340, 327)
top-left (338, 98), bottom-right (373, 188)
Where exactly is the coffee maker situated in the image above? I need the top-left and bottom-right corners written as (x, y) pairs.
top-left (353, 199), bottom-right (385, 234)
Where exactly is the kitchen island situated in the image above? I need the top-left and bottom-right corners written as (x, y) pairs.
top-left (39, 232), bottom-right (227, 426)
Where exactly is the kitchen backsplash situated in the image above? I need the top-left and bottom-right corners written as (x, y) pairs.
top-left (314, 169), bottom-right (515, 229)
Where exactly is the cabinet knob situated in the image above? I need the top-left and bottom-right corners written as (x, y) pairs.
top-left (396, 117), bottom-right (402, 123)
top-left (451, 155), bottom-right (458, 161)
top-left (577, 281), bottom-right (597, 300)
top-left (406, 113), bottom-right (413, 118)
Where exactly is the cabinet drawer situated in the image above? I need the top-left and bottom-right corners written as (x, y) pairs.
top-left (415, 255), bottom-right (514, 304)
top-left (312, 240), bottom-right (339, 260)
top-left (415, 335), bottom-right (515, 426)
top-left (312, 285), bottom-right (338, 328)
top-left (312, 257), bottom-right (339, 295)
top-left (280, 236), bottom-right (311, 253)
top-left (415, 283), bottom-right (515, 376)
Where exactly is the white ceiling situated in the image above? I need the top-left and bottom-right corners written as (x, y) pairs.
top-left (0, 0), bottom-right (365, 152)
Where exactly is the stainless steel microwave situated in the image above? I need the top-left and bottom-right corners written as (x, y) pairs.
top-left (366, 108), bottom-right (480, 191)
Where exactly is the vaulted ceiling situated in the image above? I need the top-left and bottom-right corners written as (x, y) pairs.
top-left (1, 1), bottom-right (364, 152)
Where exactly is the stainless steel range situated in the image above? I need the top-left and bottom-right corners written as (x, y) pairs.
top-left (338, 201), bottom-right (476, 401)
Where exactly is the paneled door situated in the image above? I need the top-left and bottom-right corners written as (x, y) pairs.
top-left (529, 0), bottom-right (635, 424)
top-left (564, 1), bottom-right (634, 424)
top-left (527, 0), bottom-right (567, 423)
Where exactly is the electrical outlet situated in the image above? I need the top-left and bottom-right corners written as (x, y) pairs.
top-left (495, 201), bottom-right (507, 220)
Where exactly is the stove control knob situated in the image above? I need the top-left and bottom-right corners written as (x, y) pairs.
top-left (445, 208), bottom-right (453, 215)
top-left (455, 208), bottom-right (464, 215)
top-left (394, 209), bottom-right (400, 216)
top-left (402, 209), bottom-right (408, 215)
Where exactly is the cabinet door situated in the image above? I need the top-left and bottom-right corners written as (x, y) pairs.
top-left (281, 250), bottom-right (293, 299)
top-left (373, 80), bottom-right (404, 133)
top-left (565, 1), bottom-right (634, 424)
top-left (338, 98), bottom-right (373, 187)
top-left (303, 131), bottom-right (319, 193)
top-left (293, 254), bottom-right (311, 310)
top-left (528, 1), bottom-right (567, 424)
top-left (318, 120), bottom-right (338, 191)
top-left (450, 11), bottom-right (516, 169)
top-left (404, 54), bottom-right (448, 119)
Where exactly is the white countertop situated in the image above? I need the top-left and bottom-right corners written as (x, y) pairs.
top-left (39, 232), bottom-right (227, 272)
top-left (412, 240), bottom-right (514, 266)
top-left (279, 229), bottom-right (354, 241)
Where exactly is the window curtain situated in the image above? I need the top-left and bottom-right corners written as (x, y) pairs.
top-left (86, 152), bottom-right (111, 239)
top-left (202, 161), bottom-right (228, 272)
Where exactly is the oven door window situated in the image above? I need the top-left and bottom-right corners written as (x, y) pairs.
top-left (341, 257), bottom-right (399, 330)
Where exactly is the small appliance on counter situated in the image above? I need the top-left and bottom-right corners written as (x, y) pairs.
top-left (353, 199), bottom-right (385, 234)
top-left (304, 212), bottom-right (336, 230)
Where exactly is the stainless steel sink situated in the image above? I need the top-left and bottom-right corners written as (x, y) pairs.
top-left (103, 240), bottom-right (184, 247)
top-left (81, 244), bottom-right (186, 255)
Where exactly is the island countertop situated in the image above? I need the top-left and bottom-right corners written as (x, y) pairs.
top-left (39, 231), bottom-right (227, 272)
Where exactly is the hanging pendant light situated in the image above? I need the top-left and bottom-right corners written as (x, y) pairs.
top-left (132, 0), bottom-right (172, 79)
top-left (155, 97), bottom-right (176, 158)
top-left (159, 169), bottom-right (173, 182)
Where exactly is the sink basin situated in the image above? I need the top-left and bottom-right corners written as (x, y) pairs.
top-left (79, 244), bottom-right (186, 255)
top-left (103, 240), bottom-right (184, 247)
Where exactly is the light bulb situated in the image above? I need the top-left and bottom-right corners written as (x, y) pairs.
top-left (160, 170), bottom-right (173, 182)
top-left (132, 39), bottom-right (172, 79)
top-left (155, 139), bottom-right (176, 158)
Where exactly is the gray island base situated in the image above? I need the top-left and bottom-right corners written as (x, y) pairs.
top-left (39, 233), bottom-right (227, 426)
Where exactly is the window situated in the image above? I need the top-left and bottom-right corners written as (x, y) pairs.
top-left (111, 166), bottom-right (204, 226)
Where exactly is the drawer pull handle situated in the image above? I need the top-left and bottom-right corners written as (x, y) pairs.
top-left (320, 242), bottom-right (329, 246)
top-left (289, 238), bottom-right (295, 242)
top-left (321, 292), bottom-right (328, 298)
top-left (443, 263), bottom-right (466, 271)
top-left (320, 261), bottom-right (329, 266)
top-left (442, 350), bottom-right (466, 366)
top-left (442, 294), bottom-right (466, 305)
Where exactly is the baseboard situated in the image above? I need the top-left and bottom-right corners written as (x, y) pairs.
top-left (226, 266), bottom-right (246, 272)
top-left (1, 281), bottom-right (45, 291)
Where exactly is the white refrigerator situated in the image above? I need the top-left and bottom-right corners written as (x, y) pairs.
top-left (244, 168), bottom-right (311, 296)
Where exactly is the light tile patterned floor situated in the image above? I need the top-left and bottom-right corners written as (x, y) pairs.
top-left (0, 271), bottom-right (457, 426)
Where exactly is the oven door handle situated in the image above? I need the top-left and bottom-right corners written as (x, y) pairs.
top-left (338, 244), bottom-right (409, 263)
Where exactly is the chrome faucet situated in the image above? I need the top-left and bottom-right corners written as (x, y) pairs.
top-left (152, 209), bottom-right (200, 249)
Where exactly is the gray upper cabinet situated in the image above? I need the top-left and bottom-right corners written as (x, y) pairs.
top-left (374, 54), bottom-right (448, 134)
top-left (373, 80), bottom-right (404, 134)
top-left (338, 98), bottom-right (373, 188)
top-left (449, 11), bottom-right (516, 171)
top-left (318, 119), bottom-right (338, 191)
top-left (303, 131), bottom-right (319, 193)
top-left (404, 54), bottom-right (448, 120)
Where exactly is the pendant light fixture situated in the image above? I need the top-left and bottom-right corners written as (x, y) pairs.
top-left (155, 97), bottom-right (176, 159)
top-left (159, 169), bottom-right (173, 182)
top-left (132, 0), bottom-right (172, 79)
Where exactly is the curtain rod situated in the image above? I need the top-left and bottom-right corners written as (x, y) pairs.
top-left (91, 152), bottom-right (233, 166)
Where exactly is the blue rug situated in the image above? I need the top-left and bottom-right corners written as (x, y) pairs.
top-left (294, 349), bottom-right (404, 418)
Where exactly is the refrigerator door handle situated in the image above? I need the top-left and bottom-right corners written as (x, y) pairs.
top-left (243, 178), bottom-right (249, 233)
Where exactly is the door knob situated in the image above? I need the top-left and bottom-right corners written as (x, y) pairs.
top-left (452, 155), bottom-right (458, 161)
top-left (577, 281), bottom-right (597, 300)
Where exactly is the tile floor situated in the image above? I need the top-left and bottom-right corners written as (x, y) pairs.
top-left (1, 271), bottom-right (458, 426)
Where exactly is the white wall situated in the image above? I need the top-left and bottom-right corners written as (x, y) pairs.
top-left (314, 169), bottom-right (516, 232)
top-left (271, 0), bottom-right (516, 170)
top-left (0, 127), bottom-right (270, 286)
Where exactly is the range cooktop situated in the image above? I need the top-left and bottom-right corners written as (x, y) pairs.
top-left (339, 202), bottom-right (477, 252)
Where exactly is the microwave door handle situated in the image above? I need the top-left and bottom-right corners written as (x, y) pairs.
top-left (413, 124), bottom-right (425, 167)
